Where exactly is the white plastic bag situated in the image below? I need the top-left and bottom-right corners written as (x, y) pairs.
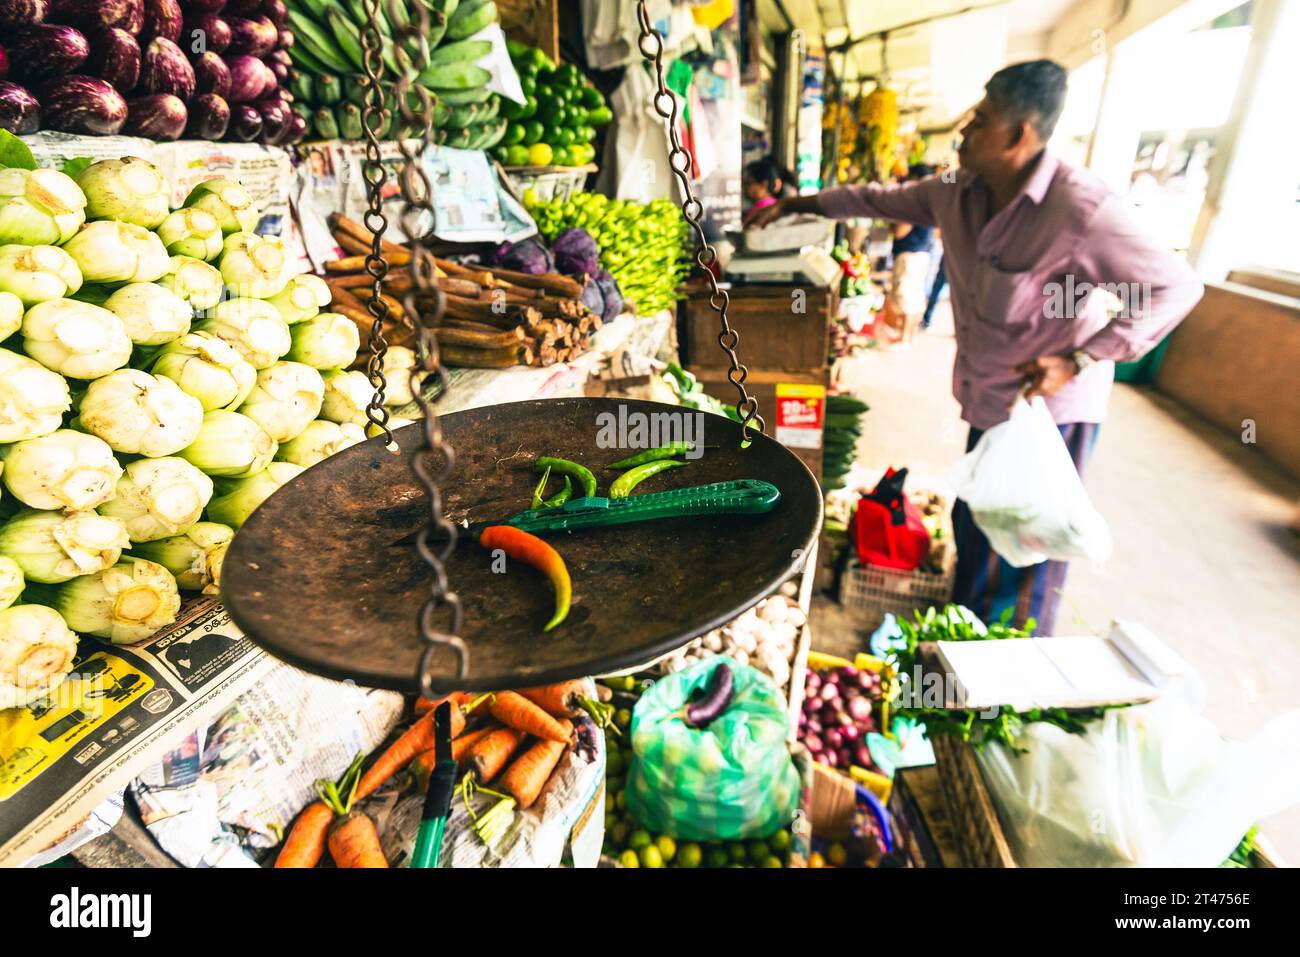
top-left (953, 397), bottom-right (1112, 567)
top-left (975, 698), bottom-right (1300, 867)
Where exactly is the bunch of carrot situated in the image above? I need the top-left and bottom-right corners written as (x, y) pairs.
top-left (274, 679), bottom-right (606, 867)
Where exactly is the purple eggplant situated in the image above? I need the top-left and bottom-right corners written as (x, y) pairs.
top-left (39, 74), bottom-right (127, 134)
top-left (0, 0), bottom-right (48, 28)
top-left (182, 14), bottom-right (231, 53)
top-left (227, 100), bottom-right (261, 141)
top-left (182, 0), bottom-right (226, 13)
top-left (260, 0), bottom-right (285, 27)
top-left (82, 27), bottom-right (140, 93)
top-left (8, 25), bottom-right (90, 85)
top-left (226, 14), bottom-right (276, 56)
top-left (265, 48), bottom-right (290, 69)
top-left (255, 94), bottom-right (289, 144)
top-left (141, 0), bottom-right (182, 43)
top-left (123, 92), bottom-right (185, 139)
top-left (276, 27), bottom-right (292, 50)
top-left (0, 46), bottom-right (8, 83)
top-left (266, 59), bottom-right (287, 83)
top-left (185, 90), bottom-right (228, 139)
top-left (138, 36), bottom-right (195, 100)
top-left (0, 81), bottom-right (40, 134)
top-left (224, 0), bottom-right (260, 15)
top-left (684, 662), bottom-right (734, 729)
top-left (275, 110), bottom-right (305, 146)
top-left (192, 50), bottom-right (230, 98)
top-left (225, 53), bottom-right (265, 103)
top-left (47, 0), bottom-right (144, 34)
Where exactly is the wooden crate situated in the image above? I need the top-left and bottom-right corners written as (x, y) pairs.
top-left (690, 367), bottom-right (829, 483)
top-left (498, 0), bottom-right (559, 61)
top-left (683, 284), bottom-right (834, 373)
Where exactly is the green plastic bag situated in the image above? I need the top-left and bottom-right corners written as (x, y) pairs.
top-left (626, 657), bottom-right (800, 841)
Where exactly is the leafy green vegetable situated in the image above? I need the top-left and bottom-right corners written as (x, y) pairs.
top-left (60, 157), bottom-right (94, 180)
top-left (891, 604), bottom-right (1115, 752)
top-left (0, 131), bottom-right (37, 171)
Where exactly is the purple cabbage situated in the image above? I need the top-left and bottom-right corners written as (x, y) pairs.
top-left (183, 0), bottom-right (227, 12)
top-left (580, 278), bottom-right (604, 320)
top-left (255, 93), bottom-right (289, 144)
top-left (0, 81), bottom-right (40, 134)
top-left (594, 268), bottom-right (622, 322)
top-left (185, 91), bottom-right (228, 139)
top-left (552, 227), bottom-right (601, 278)
top-left (83, 27), bottom-right (141, 92)
top-left (490, 237), bottom-right (554, 276)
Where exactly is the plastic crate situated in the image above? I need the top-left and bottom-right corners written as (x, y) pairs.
top-left (503, 164), bottom-right (597, 203)
top-left (839, 557), bottom-right (955, 630)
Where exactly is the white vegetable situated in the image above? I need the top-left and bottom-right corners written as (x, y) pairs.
top-left (206, 462), bottom-right (304, 529)
top-left (0, 167), bottom-right (87, 246)
top-left (21, 298), bottom-right (133, 380)
top-left (0, 557), bottom-right (24, 610)
top-left (98, 458), bottom-right (215, 543)
top-left (319, 369), bottom-right (373, 426)
top-left (0, 509), bottom-right (129, 583)
top-left (275, 419), bottom-right (366, 468)
top-left (0, 604), bottom-right (79, 710)
top-left (285, 312), bottom-right (360, 370)
top-left (381, 346), bottom-right (417, 406)
top-left (182, 178), bottom-right (259, 235)
top-left (133, 522), bottom-right (233, 593)
top-left (0, 243), bottom-right (83, 305)
top-left (78, 369), bottom-right (204, 457)
top-left (196, 298), bottom-right (292, 370)
top-left (102, 282), bottom-right (193, 346)
top-left (266, 274), bottom-right (331, 324)
top-left (0, 291), bottom-right (20, 339)
top-left (218, 231), bottom-right (291, 299)
top-left (62, 220), bottom-right (170, 284)
top-left (237, 361), bottom-right (325, 443)
top-left (1, 429), bottom-right (123, 511)
top-left (151, 331), bottom-right (258, 412)
top-left (157, 255), bottom-right (224, 311)
top-left (0, 347), bottom-right (72, 443)
top-left (74, 157), bottom-right (169, 229)
top-left (156, 207), bottom-right (223, 261)
top-left (47, 559), bottom-right (181, 645)
top-left (176, 410), bottom-right (277, 478)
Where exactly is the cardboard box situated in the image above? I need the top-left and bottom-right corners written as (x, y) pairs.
top-left (684, 284), bottom-right (834, 373)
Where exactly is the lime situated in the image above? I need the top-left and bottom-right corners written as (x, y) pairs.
top-left (610, 820), bottom-right (628, 846)
top-left (769, 829), bottom-right (792, 853)
top-left (677, 843), bottom-right (702, 868)
top-left (618, 849), bottom-right (640, 868)
top-left (526, 142), bottom-right (554, 167)
top-left (628, 829), bottom-right (652, 851)
top-left (728, 842), bottom-right (748, 863)
top-left (615, 708), bottom-right (632, 729)
top-left (605, 749), bottom-right (624, 776)
top-left (828, 843), bottom-right (848, 867)
top-left (705, 847), bottom-right (730, 868)
top-left (614, 787), bottom-right (627, 812)
top-left (504, 123), bottom-right (527, 145)
top-left (555, 127), bottom-right (575, 148)
top-left (506, 145), bottom-right (530, 167)
top-left (762, 856), bottom-right (783, 868)
top-left (520, 75), bottom-right (537, 97)
top-left (551, 147), bottom-right (571, 167)
top-left (748, 839), bottom-right (771, 864)
top-left (520, 95), bottom-right (538, 119)
top-left (521, 187), bottom-right (540, 208)
top-left (521, 120), bottom-right (544, 146)
top-left (654, 835), bottom-right (677, 862)
top-left (639, 845), bottom-right (664, 869)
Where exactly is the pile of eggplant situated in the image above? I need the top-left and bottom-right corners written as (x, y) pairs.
top-left (0, 0), bottom-right (305, 146)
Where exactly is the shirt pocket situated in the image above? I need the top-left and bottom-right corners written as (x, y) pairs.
top-left (973, 257), bottom-right (1068, 336)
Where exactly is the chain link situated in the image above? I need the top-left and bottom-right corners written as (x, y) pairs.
top-left (634, 1), bottom-right (764, 444)
top-left (359, 0), bottom-right (393, 446)
top-left (379, 0), bottom-right (468, 692)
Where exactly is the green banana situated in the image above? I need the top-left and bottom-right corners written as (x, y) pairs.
top-left (446, 126), bottom-right (474, 149)
top-left (425, 10), bottom-right (451, 50)
top-left (287, 42), bottom-right (330, 77)
top-left (337, 102), bottom-right (364, 140)
top-left (289, 68), bottom-right (313, 103)
top-left (291, 0), bottom-right (333, 23)
top-left (324, 6), bottom-right (365, 70)
top-left (478, 93), bottom-right (500, 122)
top-left (420, 62), bottom-right (491, 90)
top-left (475, 117), bottom-right (509, 150)
top-left (314, 106), bottom-right (341, 140)
top-left (315, 74), bottom-right (343, 106)
top-left (447, 0), bottom-right (498, 41)
top-left (286, 10), bottom-right (352, 73)
top-left (447, 102), bottom-right (483, 128)
top-left (428, 39), bottom-right (492, 65)
top-left (434, 86), bottom-right (492, 106)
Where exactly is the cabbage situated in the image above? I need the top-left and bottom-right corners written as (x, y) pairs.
top-left (552, 228), bottom-right (601, 278)
top-left (594, 268), bottom-right (623, 322)
top-left (490, 237), bottom-right (553, 276)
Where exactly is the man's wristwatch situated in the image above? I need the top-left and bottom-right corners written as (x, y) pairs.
top-left (1070, 349), bottom-right (1096, 374)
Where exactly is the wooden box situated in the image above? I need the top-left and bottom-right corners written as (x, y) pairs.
top-left (683, 284), bottom-right (834, 374)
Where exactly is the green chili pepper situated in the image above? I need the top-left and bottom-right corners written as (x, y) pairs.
top-left (535, 456), bottom-right (597, 499)
top-left (604, 442), bottom-right (697, 470)
top-left (609, 459), bottom-right (687, 499)
top-left (530, 466), bottom-right (552, 510)
top-left (541, 475), bottom-right (573, 508)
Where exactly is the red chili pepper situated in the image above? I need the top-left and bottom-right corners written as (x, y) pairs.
top-left (478, 525), bottom-right (572, 632)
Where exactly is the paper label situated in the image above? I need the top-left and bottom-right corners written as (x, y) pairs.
top-left (775, 383), bottom-right (825, 449)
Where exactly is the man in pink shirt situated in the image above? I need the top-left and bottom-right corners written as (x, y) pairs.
top-left (752, 60), bottom-right (1204, 633)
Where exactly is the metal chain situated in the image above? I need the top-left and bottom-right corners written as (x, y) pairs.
top-left (359, 0), bottom-right (393, 446)
top-left (384, 0), bottom-right (467, 693)
top-left (634, 1), bottom-right (764, 444)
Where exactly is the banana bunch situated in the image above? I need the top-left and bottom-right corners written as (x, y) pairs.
top-left (283, 0), bottom-right (508, 150)
top-left (859, 87), bottom-right (899, 183)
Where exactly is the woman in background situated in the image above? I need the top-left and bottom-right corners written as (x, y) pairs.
top-left (742, 156), bottom-right (796, 227)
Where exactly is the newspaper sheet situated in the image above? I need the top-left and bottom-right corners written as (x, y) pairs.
top-left (0, 597), bottom-right (275, 867)
top-left (20, 132), bottom-right (299, 252)
top-left (131, 663), bottom-right (402, 867)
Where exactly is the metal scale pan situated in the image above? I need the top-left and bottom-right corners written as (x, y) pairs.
top-left (221, 398), bottom-right (823, 693)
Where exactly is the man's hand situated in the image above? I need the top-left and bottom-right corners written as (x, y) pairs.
top-left (747, 198), bottom-right (789, 229)
top-left (1014, 355), bottom-right (1078, 400)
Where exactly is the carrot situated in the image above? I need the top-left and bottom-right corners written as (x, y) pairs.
top-left (465, 726), bottom-right (526, 783)
top-left (328, 810), bottom-right (388, 868)
top-left (519, 678), bottom-right (598, 718)
top-left (477, 525), bottom-right (571, 632)
top-left (499, 719), bottom-right (573, 809)
top-left (410, 725), bottom-right (497, 791)
top-left (355, 704), bottom-right (467, 800)
top-left (415, 692), bottom-right (469, 716)
top-left (274, 800), bottom-right (334, 868)
top-left (489, 690), bottom-right (572, 743)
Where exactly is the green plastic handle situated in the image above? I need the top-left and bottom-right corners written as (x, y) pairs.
top-left (495, 479), bottom-right (780, 535)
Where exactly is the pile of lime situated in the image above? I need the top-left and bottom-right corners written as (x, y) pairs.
top-left (495, 42), bottom-right (611, 168)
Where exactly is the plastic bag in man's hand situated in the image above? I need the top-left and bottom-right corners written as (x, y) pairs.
top-left (953, 397), bottom-right (1112, 567)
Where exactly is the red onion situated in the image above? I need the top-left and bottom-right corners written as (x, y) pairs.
top-left (822, 750), bottom-right (839, 768)
top-left (804, 735), bottom-right (824, 755)
top-left (825, 728), bottom-right (843, 750)
top-left (841, 724), bottom-right (860, 742)
top-left (848, 696), bottom-right (873, 723)
top-left (855, 744), bottom-right (874, 768)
